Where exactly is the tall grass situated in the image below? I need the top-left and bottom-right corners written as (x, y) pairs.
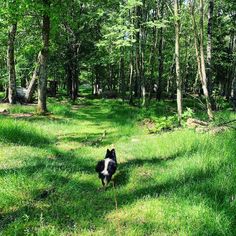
top-left (0, 98), bottom-right (235, 235)
top-left (0, 118), bottom-right (51, 146)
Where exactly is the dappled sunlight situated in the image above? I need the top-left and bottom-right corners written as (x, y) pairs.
top-left (0, 99), bottom-right (235, 235)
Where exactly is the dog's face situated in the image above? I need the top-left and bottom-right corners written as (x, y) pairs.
top-left (105, 148), bottom-right (116, 162)
top-left (96, 148), bottom-right (117, 186)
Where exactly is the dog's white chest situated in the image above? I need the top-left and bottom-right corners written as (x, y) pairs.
top-left (101, 158), bottom-right (113, 176)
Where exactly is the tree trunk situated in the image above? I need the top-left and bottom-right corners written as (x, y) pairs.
top-left (129, 56), bottom-right (134, 104)
top-left (190, 0), bottom-right (214, 120)
top-left (135, 5), bottom-right (141, 100)
top-left (157, 1), bottom-right (164, 101)
top-left (129, 9), bottom-right (134, 104)
top-left (207, 0), bottom-right (214, 95)
top-left (166, 53), bottom-right (176, 98)
top-left (37, 0), bottom-right (50, 114)
top-left (174, 0), bottom-right (182, 125)
top-left (108, 64), bottom-right (113, 91)
top-left (25, 52), bottom-right (41, 103)
top-left (7, 22), bottom-right (17, 104)
top-left (93, 65), bottom-right (101, 96)
top-left (200, 0), bottom-right (214, 120)
top-left (120, 50), bottom-right (125, 101)
top-left (140, 2), bottom-right (147, 106)
top-left (148, 22), bottom-right (158, 101)
top-left (71, 62), bottom-right (78, 101)
top-left (230, 33), bottom-right (236, 110)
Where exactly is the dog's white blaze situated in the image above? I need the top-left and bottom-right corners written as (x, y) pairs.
top-left (101, 158), bottom-right (113, 176)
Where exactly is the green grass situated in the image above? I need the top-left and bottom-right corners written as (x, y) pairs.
top-left (0, 98), bottom-right (235, 235)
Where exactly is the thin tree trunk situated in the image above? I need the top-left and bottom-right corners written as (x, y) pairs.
top-left (66, 43), bottom-right (79, 101)
top-left (120, 50), bottom-right (125, 101)
top-left (7, 22), bottom-right (17, 104)
top-left (190, 0), bottom-right (214, 120)
top-left (148, 24), bottom-right (158, 101)
top-left (230, 33), bottom-right (236, 110)
top-left (129, 9), bottom-right (134, 104)
top-left (207, 0), bottom-right (214, 94)
top-left (140, 1), bottom-right (148, 106)
top-left (231, 76), bottom-right (236, 111)
top-left (157, 1), bottom-right (164, 101)
top-left (135, 5), bottom-right (141, 99)
top-left (129, 56), bottom-right (134, 104)
top-left (200, 0), bottom-right (214, 120)
top-left (174, 0), bottom-right (182, 125)
top-left (166, 53), bottom-right (175, 98)
top-left (93, 65), bottom-right (101, 96)
top-left (190, 3), bottom-right (203, 83)
top-left (109, 64), bottom-right (113, 91)
top-left (37, 0), bottom-right (50, 114)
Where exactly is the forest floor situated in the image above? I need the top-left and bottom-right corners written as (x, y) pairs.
top-left (0, 96), bottom-right (235, 235)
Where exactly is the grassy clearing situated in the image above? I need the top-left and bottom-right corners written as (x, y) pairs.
top-left (0, 98), bottom-right (235, 235)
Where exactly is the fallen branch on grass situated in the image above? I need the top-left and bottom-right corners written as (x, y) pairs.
top-left (187, 118), bottom-right (235, 134)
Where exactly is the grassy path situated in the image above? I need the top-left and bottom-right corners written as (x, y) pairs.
top-left (0, 99), bottom-right (235, 235)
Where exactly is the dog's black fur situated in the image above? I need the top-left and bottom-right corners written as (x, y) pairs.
top-left (95, 149), bottom-right (117, 186)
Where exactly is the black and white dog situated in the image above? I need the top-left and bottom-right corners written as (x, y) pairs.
top-left (96, 149), bottom-right (117, 186)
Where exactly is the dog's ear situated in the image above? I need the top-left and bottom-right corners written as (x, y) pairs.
top-left (105, 149), bottom-right (110, 158)
top-left (95, 160), bottom-right (104, 172)
top-left (110, 149), bottom-right (116, 160)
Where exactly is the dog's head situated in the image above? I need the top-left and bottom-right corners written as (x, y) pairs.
top-left (105, 148), bottom-right (116, 162)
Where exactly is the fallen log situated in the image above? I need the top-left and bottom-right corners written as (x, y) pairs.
top-left (187, 118), bottom-right (209, 128)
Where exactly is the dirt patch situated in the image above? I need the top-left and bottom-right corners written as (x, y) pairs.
top-left (0, 109), bottom-right (9, 115)
top-left (141, 118), bottom-right (156, 133)
top-left (11, 113), bottom-right (34, 118)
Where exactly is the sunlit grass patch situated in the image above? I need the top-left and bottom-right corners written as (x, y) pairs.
top-left (107, 197), bottom-right (232, 236)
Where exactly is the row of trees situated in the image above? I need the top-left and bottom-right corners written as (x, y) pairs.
top-left (0, 0), bottom-right (235, 120)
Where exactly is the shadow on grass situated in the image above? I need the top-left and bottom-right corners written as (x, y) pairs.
top-left (0, 121), bottom-right (51, 147)
top-left (0, 100), bottom-right (235, 234)
top-left (114, 154), bottom-right (178, 187)
top-left (59, 130), bottom-right (132, 148)
top-left (1, 142), bottom-right (234, 235)
top-left (0, 155), bottom-right (233, 235)
top-left (0, 148), bottom-right (95, 178)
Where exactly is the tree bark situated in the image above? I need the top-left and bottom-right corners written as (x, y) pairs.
top-left (230, 33), bottom-right (236, 110)
top-left (174, 0), bottom-right (182, 125)
top-left (120, 50), bottom-right (125, 101)
top-left (25, 53), bottom-right (41, 103)
top-left (135, 5), bottom-right (142, 100)
top-left (199, 0), bottom-right (214, 120)
top-left (66, 44), bottom-right (79, 101)
top-left (129, 9), bottom-right (134, 104)
top-left (93, 65), bottom-right (102, 96)
top-left (37, 0), bottom-right (50, 114)
top-left (207, 0), bottom-right (214, 94)
top-left (157, 1), bottom-right (164, 101)
top-left (190, 0), bottom-right (214, 120)
top-left (7, 22), bottom-right (17, 104)
top-left (129, 55), bottom-right (134, 104)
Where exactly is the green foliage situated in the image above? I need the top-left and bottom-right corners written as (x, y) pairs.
top-left (155, 115), bottom-right (178, 132)
top-left (182, 107), bottom-right (195, 120)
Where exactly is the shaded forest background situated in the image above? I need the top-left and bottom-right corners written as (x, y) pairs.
top-left (0, 0), bottom-right (235, 120)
